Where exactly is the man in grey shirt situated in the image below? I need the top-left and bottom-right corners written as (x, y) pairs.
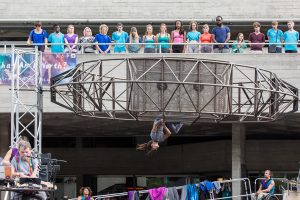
top-left (11, 141), bottom-right (47, 200)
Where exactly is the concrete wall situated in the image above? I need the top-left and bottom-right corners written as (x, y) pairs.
top-left (0, 0), bottom-right (300, 21)
top-left (42, 139), bottom-right (300, 176)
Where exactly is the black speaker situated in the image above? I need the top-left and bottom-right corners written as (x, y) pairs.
top-left (39, 165), bottom-right (49, 181)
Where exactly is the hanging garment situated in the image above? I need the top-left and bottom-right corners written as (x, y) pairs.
top-left (205, 181), bottom-right (214, 193)
top-left (149, 187), bottom-right (167, 200)
top-left (167, 187), bottom-right (179, 200)
top-left (200, 181), bottom-right (214, 195)
top-left (128, 191), bottom-right (140, 200)
top-left (186, 184), bottom-right (198, 200)
top-left (199, 182), bottom-right (206, 194)
top-left (213, 181), bottom-right (221, 194)
top-left (180, 185), bottom-right (187, 200)
top-left (128, 191), bottom-right (135, 200)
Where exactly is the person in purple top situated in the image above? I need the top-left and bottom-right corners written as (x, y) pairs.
top-left (1, 136), bottom-right (28, 166)
top-left (27, 21), bottom-right (48, 52)
top-left (64, 24), bottom-right (78, 53)
top-left (212, 16), bottom-right (231, 53)
top-left (94, 24), bottom-right (112, 55)
top-left (249, 22), bottom-right (265, 53)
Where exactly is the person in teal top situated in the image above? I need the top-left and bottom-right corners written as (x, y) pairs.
top-left (187, 21), bottom-right (201, 53)
top-left (231, 33), bottom-right (247, 53)
top-left (283, 20), bottom-right (299, 53)
top-left (143, 24), bottom-right (156, 53)
top-left (267, 21), bottom-right (283, 53)
top-left (255, 170), bottom-right (275, 200)
top-left (111, 23), bottom-right (129, 53)
top-left (156, 23), bottom-right (171, 53)
top-left (48, 24), bottom-right (65, 53)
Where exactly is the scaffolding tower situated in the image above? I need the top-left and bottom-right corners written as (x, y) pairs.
top-left (10, 46), bottom-right (43, 153)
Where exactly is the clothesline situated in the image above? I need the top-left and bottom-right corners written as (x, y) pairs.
top-left (77, 178), bottom-right (251, 200)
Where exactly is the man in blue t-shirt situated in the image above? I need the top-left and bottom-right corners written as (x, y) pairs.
top-left (267, 21), bottom-right (283, 53)
top-left (283, 20), bottom-right (299, 53)
top-left (48, 24), bottom-right (65, 53)
top-left (212, 16), bottom-right (231, 53)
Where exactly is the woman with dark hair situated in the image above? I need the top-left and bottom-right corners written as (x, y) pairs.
top-left (171, 20), bottom-right (186, 53)
top-left (136, 117), bottom-right (183, 154)
top-left (77, 187), bottom-right (94, 200)
top-left (27, 21), bottom-right (48, 52)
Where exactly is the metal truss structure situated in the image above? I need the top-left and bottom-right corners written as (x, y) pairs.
top-left (50, 57), bottom-right (298, 124)
top-left (11, 47), bottom-right (43, 153)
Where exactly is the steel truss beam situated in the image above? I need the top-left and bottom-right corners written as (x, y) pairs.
top-left (11, 47), bottom-right (43, 153)
top-left (50, 57), bottom-right (298, 124)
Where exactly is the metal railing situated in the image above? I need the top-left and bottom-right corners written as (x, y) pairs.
top-left (0, 42), bottom-right (299, 54)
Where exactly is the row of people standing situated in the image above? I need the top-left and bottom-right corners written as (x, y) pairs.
top-left (27, 17), bottom-right (299, 54)
top-left (233, 20), bottom-right (299, 53)
top-left (28, 21), bottom-right (215, 54)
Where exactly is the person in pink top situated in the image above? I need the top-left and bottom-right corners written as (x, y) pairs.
top-left (171, 20), bottom-right (186, 53)
top-left (200, 24), bottom-right (213, 53)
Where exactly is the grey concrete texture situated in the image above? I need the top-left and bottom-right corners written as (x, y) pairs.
top-left (0, 0), bottom-right (300, 20)
top-left (42, 139), bottom-right (300, 175)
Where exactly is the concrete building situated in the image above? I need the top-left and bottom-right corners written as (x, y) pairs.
top-left (1, 53), bottom-right (300, 199)
top-left (1, 1), bottom-right (300, 199)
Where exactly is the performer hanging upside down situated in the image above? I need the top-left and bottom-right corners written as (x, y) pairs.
top-left (136, 116), bottom-right (183, 152)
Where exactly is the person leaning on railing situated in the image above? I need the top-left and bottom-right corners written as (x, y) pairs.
top-left (171, 20), bottom-right (186, 53)
top-left (112, 22), bottom-right (128, 54)
top-left (48, 24), bottom-right (65, 53)
top-left (127, 27), bottom-right (142, 53)
top-left (27, 21), bottom-right (48, 52)
top-left (283, 20), bottom-right (299, 53)
top-left (200, 24), bottom-right (213, 53)
top-left (187, 21), bottom-right (201, 53)
top-left (249, 22), bottom-right (265, 54)
top-left (267, 21), bottom-right (283, 53)
top-left (79, 27), bottom-right (95, 53)
top-left (255, 170), bottom-right (275, 200)
top-left (143, 24), bottom-right (156, 53)
top-left (94, 24), bottom-right (112, 55)
top-left (212, 16), bottom-right (231, 53)
top-left (64, 24), bottom-right (78, 53)
top-left (156, 23), bottom-right (171, 53)
top-left (232, 33), bottom-right (247, 53)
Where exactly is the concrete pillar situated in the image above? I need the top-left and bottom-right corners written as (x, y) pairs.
top-left (0, 118), bottom-right (9, 158)
top-left (232, 123), bottom-right (246, 200)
